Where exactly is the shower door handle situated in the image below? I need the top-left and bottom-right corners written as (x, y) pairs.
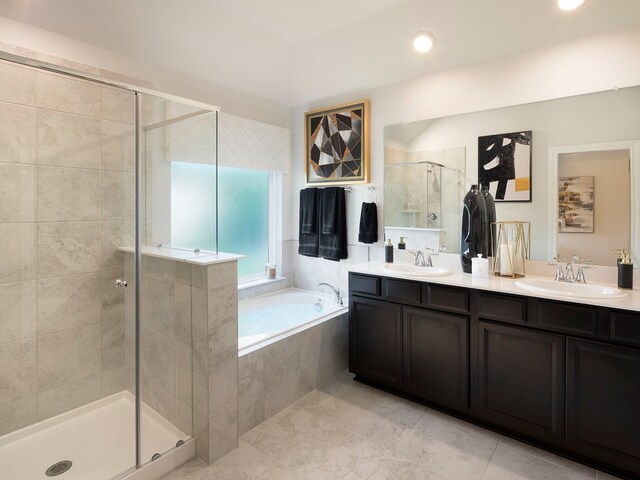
top-left (115, 279), bottom-right (128, 288)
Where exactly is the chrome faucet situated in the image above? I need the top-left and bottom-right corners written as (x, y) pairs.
top-left (408, 248), bottom-right (438, 267)
top-left (408, 250), bottom-right (427, 266)
top-left (316, 282), bottom-right (344, 306)
top-left (550, 255), bottom-right (595, 284)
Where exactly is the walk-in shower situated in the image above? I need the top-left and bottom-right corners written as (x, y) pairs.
top-left (0, 52), bottom-right (219, 480)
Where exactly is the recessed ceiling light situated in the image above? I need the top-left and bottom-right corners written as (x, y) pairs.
top-left (413, 32), bottom-right (435, 53)
top-left (557, 0), bottom-right (585, 11)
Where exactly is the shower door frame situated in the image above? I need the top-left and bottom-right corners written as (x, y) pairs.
top-left (0, 50), bottom-right (220, 471)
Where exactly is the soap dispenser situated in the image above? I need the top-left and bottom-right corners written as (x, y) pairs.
top-left (612, 249), bottom-right (633, 289)
top-left (385, 239), bottom-right (394, 263)
top-left (398, 237), bottom-right (407, 250)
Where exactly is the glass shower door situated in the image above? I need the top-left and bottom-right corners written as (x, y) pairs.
top-left (0, 58), bottom-right (137, 480)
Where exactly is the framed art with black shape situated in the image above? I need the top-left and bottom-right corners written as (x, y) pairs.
top-left (478, 130), bottom-right (532, 202)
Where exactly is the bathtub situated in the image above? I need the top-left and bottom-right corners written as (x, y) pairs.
top-left (238, 288), bottom-right (348, 355)
top-left (237, 288), bottom-right (350, 434)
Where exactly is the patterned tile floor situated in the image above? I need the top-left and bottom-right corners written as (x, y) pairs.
top-left (160, 371), bottom-right (623, 480)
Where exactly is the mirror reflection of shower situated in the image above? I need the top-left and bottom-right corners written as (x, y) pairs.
top-left (383, 145), bottom-right (467, 254)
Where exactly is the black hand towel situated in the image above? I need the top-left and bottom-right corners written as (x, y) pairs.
top-left (318, 187), bottom-right (348, 261)
top-left (358, 202), bottom-right (378, 244)
top-left (298, 188), bottom-right (319, 257)
top-left (300, 187), bottom-right (318, 234)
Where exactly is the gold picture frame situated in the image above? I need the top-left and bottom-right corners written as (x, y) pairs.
top-left (304, 100), bottom-right (370, 186)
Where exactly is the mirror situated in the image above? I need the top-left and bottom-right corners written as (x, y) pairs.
top-left (384, 86), bottom-right (640, 266)
top-left (383, 138), bottom-right (466, 253)
top-left (548, 141), bottom-right (640, 266)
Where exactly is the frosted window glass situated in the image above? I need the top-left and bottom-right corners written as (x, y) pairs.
top-left (218, 166), bottom-right (269, 278)
top-left (170, 162), bottom-right (270, 278)
top-left (171, 162), bottom-right (217, 251)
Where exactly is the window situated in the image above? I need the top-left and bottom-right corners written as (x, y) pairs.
top-left (218, 166), bottom-right (272, 279)
top-left (170, 162), bottom-right (278, 281)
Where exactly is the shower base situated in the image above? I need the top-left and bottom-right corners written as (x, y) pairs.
top-left (0, 391), bottom-right (193, 480)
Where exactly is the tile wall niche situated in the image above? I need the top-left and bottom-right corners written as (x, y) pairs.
top-left (0, 59), bottom-right (135, 436)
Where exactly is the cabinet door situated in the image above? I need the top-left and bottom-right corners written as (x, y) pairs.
top-left (349, 296), bottom-right (403, 389)
top-left (477, 321), bottom-right (565, 445)
top-left (566, 338), bottom-right (640, 476)
top-left (403, 307), bottom-right (469, 410)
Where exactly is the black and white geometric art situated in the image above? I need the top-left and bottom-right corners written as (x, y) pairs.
top-left (305, 100), bottom-right (369, 185)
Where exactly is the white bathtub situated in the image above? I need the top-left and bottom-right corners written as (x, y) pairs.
top-left (238, 288), bottom-right (348, 355)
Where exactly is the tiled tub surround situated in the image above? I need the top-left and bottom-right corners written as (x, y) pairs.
top-left (0, 59), bottom-right (136, 436)
top-left (123, 250), bottom-right (243, 465)
top-left (237, 311), bottom-right (348, 436)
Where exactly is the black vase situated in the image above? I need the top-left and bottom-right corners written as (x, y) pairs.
top-left (481, 184), bottom-right (497, 257)
top-left (461, 184), bottom-right (488, 273)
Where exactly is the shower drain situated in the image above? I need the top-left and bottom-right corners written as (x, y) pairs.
top-left (45, 460), bottom-right (73, 476)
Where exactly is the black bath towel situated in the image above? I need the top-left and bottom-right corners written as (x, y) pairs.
top-left (318, 187), bottom-right (348, 261)
top-left (298, 188), bottom-right (319, 257)
top-left (358, 202), bottom-right (378, 244)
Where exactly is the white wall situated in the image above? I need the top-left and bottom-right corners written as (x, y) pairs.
top-left (290, 26), bottom-right (640, 267)
top-left (0, 16), bottom-right (293, 128)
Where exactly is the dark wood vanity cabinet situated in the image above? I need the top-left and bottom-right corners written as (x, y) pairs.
top-left (403, 307), bottom-right (469, 410)
top-left (566, 338), bottom-right (640, 473)
top-left (349, 295), bottom-right (403, 389)
top-left (477, 321), bottom-right (565, 445)
top-left (348, 272), bottom-right (640, 479)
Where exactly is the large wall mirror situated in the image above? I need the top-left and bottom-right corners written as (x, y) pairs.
top-left (384, 86), bottom-right (640, 267)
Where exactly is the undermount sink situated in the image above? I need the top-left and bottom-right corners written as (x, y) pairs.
top-left (515, 278), bottom-right (627, 299)
top-left (383, 264), bottom-right (452, 277)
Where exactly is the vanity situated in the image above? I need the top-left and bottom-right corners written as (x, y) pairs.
top-left (348, 265), bottom-right (640, 479)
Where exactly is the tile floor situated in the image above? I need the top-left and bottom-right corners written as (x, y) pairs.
top-left (160, 371), bottom-right (623, 480)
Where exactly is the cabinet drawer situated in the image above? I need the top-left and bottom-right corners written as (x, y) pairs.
top-left (535, 300), bottom-right (597, 337)
top-left (350, 273), bottom-right (380, 296)
top-left (478, 291), bottom-right (526, 324)
top-left (425, 284), bottom-right (470, 313)
top-left (610, 311), bottom-right (640, 347)
top-left (384, 278), bottom-right (421, 304)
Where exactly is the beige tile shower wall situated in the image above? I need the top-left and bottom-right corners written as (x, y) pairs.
top-left (190, 260), bottom-right (240, 464)
top-left (237, 313), bottom-right (348, 436)
top-left (0, 60), bottom-right (134, 436)
top-left (123, 254), bottom-right (194, 438)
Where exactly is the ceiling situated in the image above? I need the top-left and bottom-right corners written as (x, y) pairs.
top-left (1, 0), bottom-right (640, 107)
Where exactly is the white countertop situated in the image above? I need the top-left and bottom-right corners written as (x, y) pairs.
top-left (120, 245), bottom-right (245, 265)
top-left (349, 261), bottom-right (640, 312)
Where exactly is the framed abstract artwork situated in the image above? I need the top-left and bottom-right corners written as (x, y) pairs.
top-left (558, 176), bottom-right (594, 233)
top-left (304, 100), bottom-right (370, 185)
top-left (478, 130), bottom-right (532, 202)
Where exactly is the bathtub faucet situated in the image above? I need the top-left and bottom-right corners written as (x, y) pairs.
top-left (316, 283), bottom-right (344, 306)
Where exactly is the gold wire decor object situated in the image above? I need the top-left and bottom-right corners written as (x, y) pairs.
top-left (492, 221), bottom-right (531, 278)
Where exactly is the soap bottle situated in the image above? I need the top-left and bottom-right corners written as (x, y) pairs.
top-left (614, 249), bottom-right (633, 289)
top-left (398, 237), bottom-right (406, 250)
top-left (385, 238), bottom-right (394, 263)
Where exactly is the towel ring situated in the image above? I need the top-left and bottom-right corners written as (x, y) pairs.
top-left (360, 186), bottom-right (376, 203)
